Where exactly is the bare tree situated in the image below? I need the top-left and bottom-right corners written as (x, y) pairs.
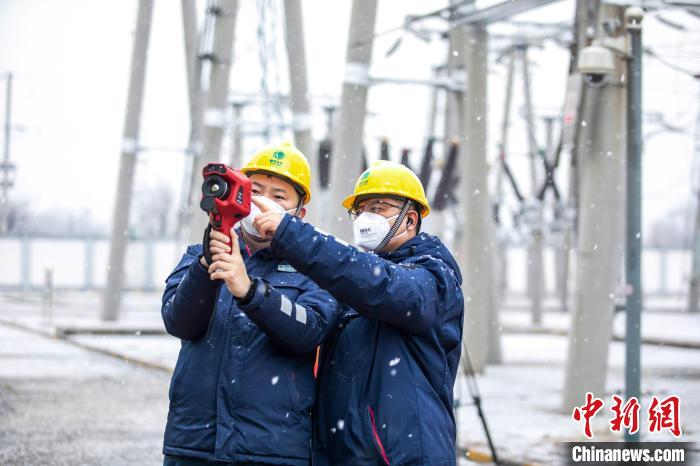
top-left (648, 204), bottom-right (691, 249)
top-left (5, 198), bottom-right (30, 235)
top-left (132, 183), bottom-right (175, 238)
top-left (7, 202), bottom-right (106, 237)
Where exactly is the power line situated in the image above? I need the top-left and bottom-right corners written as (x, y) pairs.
top-left (349, 1), bottom-right (473, 49)
top-left (645, 47), bottom-right (700, 77)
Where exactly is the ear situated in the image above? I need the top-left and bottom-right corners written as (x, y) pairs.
top-left (297, 207), bottom-right (306, 219)
top-left (405, 211), bottom-right (418, 231)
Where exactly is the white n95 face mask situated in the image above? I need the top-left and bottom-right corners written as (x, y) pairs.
top-left (353, 212), bottom-right (404, 251)
top-left (240, 196), bottom-right (288, 239)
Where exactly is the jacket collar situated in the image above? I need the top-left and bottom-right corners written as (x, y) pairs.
top-left (378, 232), bottom-right (463, 284)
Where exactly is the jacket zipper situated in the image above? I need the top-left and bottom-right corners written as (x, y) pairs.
top-left (368, 406), bottom-right (390, 465)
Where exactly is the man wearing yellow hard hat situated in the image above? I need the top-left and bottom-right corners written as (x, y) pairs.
top-left (254, 160), bottom-right (465, 465)
top-left (160, 142), bottom-right (340, 465)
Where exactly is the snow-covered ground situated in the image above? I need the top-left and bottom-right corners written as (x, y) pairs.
top-left (503, 294), bottom-right (700, 346)
top-left (455, 333), bottom-right (699, 465)
top-left (1, 290), bottom-right (698, 465)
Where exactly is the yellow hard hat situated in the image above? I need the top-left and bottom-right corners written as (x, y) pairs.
top-left (241, 142), bottom-right (312, 204)
top-left (342, 160), bottom-right (430, 217)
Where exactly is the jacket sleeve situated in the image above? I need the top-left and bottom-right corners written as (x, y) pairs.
top-left (238, 278), bottom-right (341, 354)
top-left (268, 215), bottom-right (442, 334)
top-left (161, 245), bottom-right (221, 341)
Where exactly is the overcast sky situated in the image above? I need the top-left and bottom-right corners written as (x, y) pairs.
top-left (1, 0), bottom-right (699, 235)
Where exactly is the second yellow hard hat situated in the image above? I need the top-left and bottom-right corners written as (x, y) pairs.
top-left (342, 160), bottom-right (430, 217)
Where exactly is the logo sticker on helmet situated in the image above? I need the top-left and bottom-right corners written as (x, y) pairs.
top-left (269, 151), bottom-right (286, 167)
top-left (359, 171), bottom-right (371, 186)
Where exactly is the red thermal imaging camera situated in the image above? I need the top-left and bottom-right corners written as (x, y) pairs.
top-left (199, 163), bottom-right (252, 264)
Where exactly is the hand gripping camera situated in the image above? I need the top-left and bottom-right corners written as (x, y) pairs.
top-left (199, 163), bottom-right (252, 264)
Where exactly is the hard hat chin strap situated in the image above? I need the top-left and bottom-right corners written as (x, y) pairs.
top-left (292, 196), bottom-right (304, 217)
top-left (375, 200), bottom-right (412, 253)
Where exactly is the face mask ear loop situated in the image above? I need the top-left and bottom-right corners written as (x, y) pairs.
top-left (375, 200), bottom-right (411, 253)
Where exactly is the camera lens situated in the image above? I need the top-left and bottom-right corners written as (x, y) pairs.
top-left (202, 175), bottom-right (229, 199)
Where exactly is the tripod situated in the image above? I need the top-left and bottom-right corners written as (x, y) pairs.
top-left (455, 342), bottom-right (500, 466)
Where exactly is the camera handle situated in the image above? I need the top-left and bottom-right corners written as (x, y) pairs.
top-left (202, 224), bottom-right (214, 266)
